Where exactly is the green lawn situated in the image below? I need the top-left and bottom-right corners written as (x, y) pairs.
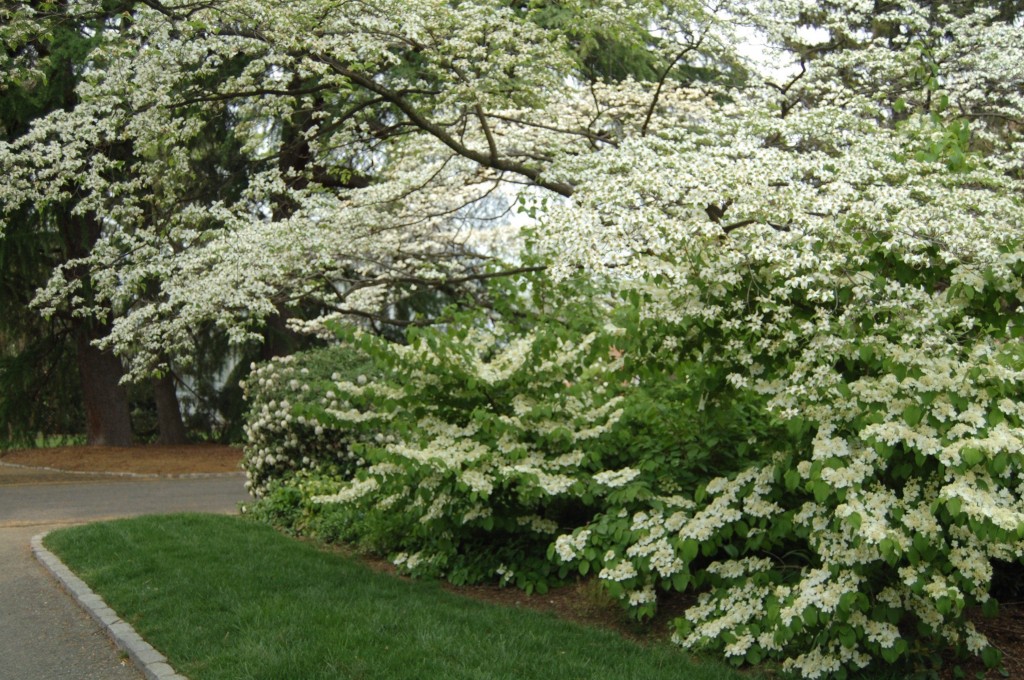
top-left (44, 514), bottom-right (750, 680)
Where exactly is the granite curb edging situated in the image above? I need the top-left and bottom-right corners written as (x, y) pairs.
top-left (1, 460), bottom-right (245, 479)
top-left (31, 532), bottom-right (189, 680)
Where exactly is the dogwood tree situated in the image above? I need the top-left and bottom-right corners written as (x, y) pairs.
top-left (3, 0), bottom-right (1024, 675)
top-left (1, 0), bottom-right (740, 377)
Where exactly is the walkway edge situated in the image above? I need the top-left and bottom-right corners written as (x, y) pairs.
top-left (31, 532), bottom-right (189, 680)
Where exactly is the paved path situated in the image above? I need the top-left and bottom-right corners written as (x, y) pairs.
top-left (0, 465), bottom-right (250, 680)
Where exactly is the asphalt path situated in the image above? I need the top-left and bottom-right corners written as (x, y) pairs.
top-left (0, 465), bottom-right (250, 680)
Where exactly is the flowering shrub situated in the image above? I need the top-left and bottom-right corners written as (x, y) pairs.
top-left (550, 247), bottom-right (1024, 677)
top-left (246, 219), bottom-right (1024, 677)
top-left (244, 271), bottom-right (774, 589)
top-left (241, 345), bottom-right (377, 495)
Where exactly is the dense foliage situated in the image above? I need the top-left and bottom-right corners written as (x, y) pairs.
top-left (244, 271), bottom-right (778, 588)
top-left (242, 344), bottom-right (377, 495)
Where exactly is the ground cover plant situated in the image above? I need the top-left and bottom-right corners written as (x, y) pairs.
top-left (43, 513), bottom-right (750, 680)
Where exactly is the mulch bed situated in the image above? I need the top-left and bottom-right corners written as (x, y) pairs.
top-left (0, 444), bottom-right (243, 475)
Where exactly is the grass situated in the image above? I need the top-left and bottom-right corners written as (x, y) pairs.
top-left (44, 514), bottom-right (751, 680)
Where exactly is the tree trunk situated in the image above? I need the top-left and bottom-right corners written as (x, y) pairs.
top-left (259, 312), bottom-right (299, 362)
top-left (74, 325), bottom-right (133, 447)
top-left (153, 371), bottom-right (189, 445)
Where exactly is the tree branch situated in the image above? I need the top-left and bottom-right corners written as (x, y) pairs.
top-left (313, 54), bottom-right (575, 197)
top-left (475, 104), bottom-right (499, 163)
top-left (168, 84), bottom-right (333, 109)
top-left (641, 41), bottom-right (701, 136)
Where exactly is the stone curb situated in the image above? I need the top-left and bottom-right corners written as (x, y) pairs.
top-left (31, 532), bottom-right (189, 680)
top-left (1, 460), bottom-right (244, 479)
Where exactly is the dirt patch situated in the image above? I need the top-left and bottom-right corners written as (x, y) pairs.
top-left (970, 604), bottom-right (1024, 679)
top-left (0, 444), bottom-right (243, 475)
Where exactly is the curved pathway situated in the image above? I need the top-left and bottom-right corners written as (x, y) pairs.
top-left (0, 464), bottom-right (250, 680)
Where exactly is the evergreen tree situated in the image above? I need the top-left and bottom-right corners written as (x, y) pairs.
top-left (0, 4), bottom-right (133, 445)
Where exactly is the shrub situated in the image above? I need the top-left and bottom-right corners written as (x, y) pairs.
top-left (244, 270), bottom-right (772, 591)
top-left (245, 235), bottom-right (1024, 677)
top-left (241, 345), bottom-right (377, 495)
top-left (547, 237), bottom-right (1024, 677)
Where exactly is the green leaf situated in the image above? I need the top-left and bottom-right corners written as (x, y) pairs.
top-left (681, 538), bottom-right (699, 563)
top-left (962, 447), bottom-right (985, 468)
top-left (947, 497), bottom-right (963, 517)
top-left (881, 645), bottom-right (901, 664)
top-left (903, 405), bottom-right (924, 427)
top-left (672, 571), bottom-right (690, 591)
top-left (579, 560), bottom-right (590, 576)
top-left (784, 469), bottom-right (801, 492)
top-left (786, 417), bottom-right (808, 438)
top-left (949, 148), bottom-right (965, 171)
top-left (879, 538), bottom-right (899, 565)
top-left (982, 646), bottom-right (1002, 669)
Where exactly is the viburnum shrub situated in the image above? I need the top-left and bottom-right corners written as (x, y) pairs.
top-left (246, 211), bottom-right (1024, 677)
top-left (242, 345), bottom-right (377, 495)
top-left (244, 270), bottom-right (774, 590)
top-left (550, 253), bottom-right (1024, 677)
top-left (536, 102), bottom-right (1024, 674)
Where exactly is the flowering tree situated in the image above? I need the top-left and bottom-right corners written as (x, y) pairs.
top-left (1, 0), bottom-right (739, 376)
top-left (4, 0), bottom-right (1024, 676)
top-left (1, 1), bottom-right (265, 444)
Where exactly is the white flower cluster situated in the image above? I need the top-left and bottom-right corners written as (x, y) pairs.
top-left (592, 467), bottom-right (640, 488)
top-left (554, 529), bottom-right (592, 563)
